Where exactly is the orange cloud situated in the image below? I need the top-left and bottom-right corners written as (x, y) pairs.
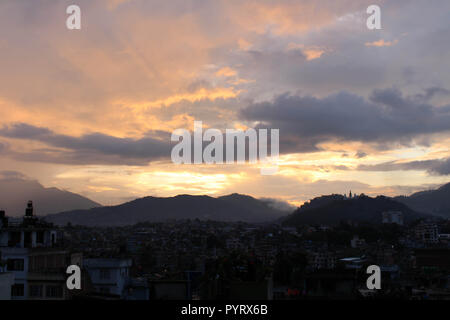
top-left (303, 48), bottom-right (326, 61)
top-left (216, 67), bottom-right (237, 77)
top-left (287, 43), bottom-right (327, 61)
top-left (365, 39), bottom-right (399, 47)
top-left (120, 87), bottom-right (240, 110)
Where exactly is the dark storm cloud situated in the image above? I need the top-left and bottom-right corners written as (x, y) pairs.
top-left (0, 123), bottom-right (172, 165)
top-left (357, 158), bottom-right (450, 176)
top-left (240, 88), bottom-right (450, 153)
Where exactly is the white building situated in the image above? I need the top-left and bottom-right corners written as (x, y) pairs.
top-left (382, 211), bottom-right (404, 226)
top-left (0, 203), bottom-right (69, 300)
top-left (84, 258), bottom-right (132, 297)
top-left (350, 235), bottom-right (366, 248)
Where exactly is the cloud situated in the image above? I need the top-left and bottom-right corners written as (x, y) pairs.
top-left (0, 0), bottom-right (449, 206)
top-left (365, 39), bottom-right (398, 47)
top-left (260, 197), bottom-right (296, 212)
top-left (0, 123), bottom-right (172, 165)
top-left (240, 88), bottom-right (450, 153)
top-left (432, 159), bottom-right (450, 175)
top-left (0, 123), bottom-right (54, 139)
top-left (1, 85), bottom-right (449, 172)
top-left (412, 87), bottom-right (450, 102)
top-left (357, 158), bottom-right (450, 176)
top-left (355, 151), bottom-right (367, 158)
top-left (303, 48), bottom-right (326, 61)
top-left (215, 67), bottom-right (237, 77)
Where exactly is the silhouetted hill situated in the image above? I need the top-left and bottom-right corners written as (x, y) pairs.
top-left (394, 183), bottom-right (450, 218)
top-left (45, 194), bottom-right (289, 226)
top-left (282, 194), bottom-right (425, 226)
top-left (0, 177), bottom-right (101, 216)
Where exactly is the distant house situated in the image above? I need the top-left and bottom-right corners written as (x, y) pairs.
top-left (382, 211), bottom-right (404, 225)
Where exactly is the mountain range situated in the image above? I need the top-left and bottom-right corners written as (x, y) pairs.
top-left (2, 173), bottom-right (449, 227)
top-left (44, 193), bottom-right (289, 226)
top-left (394, 183), bottom-right (450, 218)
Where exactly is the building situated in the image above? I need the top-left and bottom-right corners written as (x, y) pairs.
top-left (125, 277), bottom-right (150, 300)
top-left (415, 222), bottom-right (439, 244)
top-left (350, 235), bottom-right (366, 248)
top-left (382, 211), bottom-right (404, 225)
top-left (149, 280), bottom-right (189, 300)
top-left (338, 257), bottom-right (366, 270)
top-left (438, 233), bottom-right (450, 244)
top-left (226, 238), bottom-right (242, 250)
top-left (415, 249), bottom-right (450, 270)
top-left (309, 251), bottom-right (336, 270)
top-left (229, 277), bottom-right (273, 300)
top-left (0, 272), bottom-right (14, 300)
top-left (0, 203), bottom-right (57, 248)
top-left (0, 202), bottom-right (71, 300)
top-left (304, 270), bottom-right (359, 299)
top-left (84, 258), bottom-right (132, 298)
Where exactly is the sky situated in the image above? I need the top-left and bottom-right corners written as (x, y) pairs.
top-left (0, 0), bottom-right (449, 207)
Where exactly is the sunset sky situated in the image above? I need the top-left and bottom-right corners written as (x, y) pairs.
top-left (0, 0), bottom-right (449, 207)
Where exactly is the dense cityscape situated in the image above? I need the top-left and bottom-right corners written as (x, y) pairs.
top-left (1, 195), bottom-right (449, 300)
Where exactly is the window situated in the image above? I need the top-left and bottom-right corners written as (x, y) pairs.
top-left (36, 231), bottom-right (44, 244)
top-left (7, 259), bottom-right (24, 271)
top-left (24, 232), bottom-right (32, 248)
top-left (99, 287), bottom-right (110, 294)
top-left (9, 232), bottom-right (21, 246)
top-left (45, 285), bottom-right (63, 298)
top-left (99, 268), bottom-right (110, 280)
top-left (11, 284), bottom-right (24, 297)
top-left (29, 285), bottom-right (43, 298)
